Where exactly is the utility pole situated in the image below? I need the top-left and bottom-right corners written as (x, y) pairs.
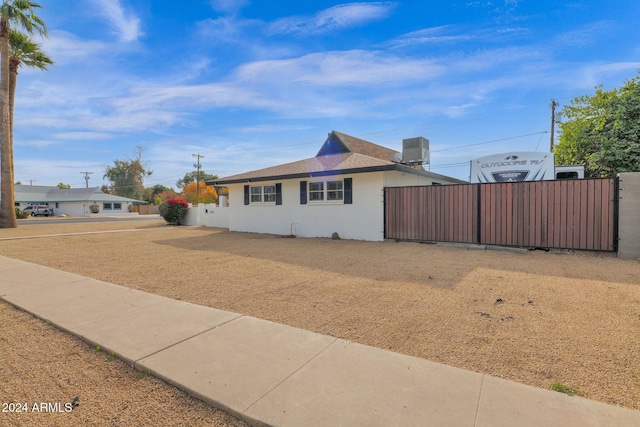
top-left (81, 171), bottom-right (93, 188)
top-left (28, 180), bottom-right (36, 186)
top-left (550, 99), bottom-right (558, 152)
top-left (192, 154), bottom-right (204, 204)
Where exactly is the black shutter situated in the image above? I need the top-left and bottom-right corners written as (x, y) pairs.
top-left (344, 178), bottom-right (352, 204)
top-left (244, 185), bottom-right (250, 205)
top-left (300, 181), bottom-right (307, 205)
top-left (275, 183), bottom-right (282, 205)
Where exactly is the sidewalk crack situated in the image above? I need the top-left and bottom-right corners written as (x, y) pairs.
top-left (474, 374), bottom-right (485, 427)
top-left (133, 314), bottom-right (244, 365)
top-left (242, 337), bottom-right (338, 414)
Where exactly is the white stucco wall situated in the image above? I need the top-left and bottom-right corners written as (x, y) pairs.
top-left (182, 204), bottom-right (230, 227)
top-left (226, 173), bottom-right (386, 241)
top-left (201, 204), bottom-right (230, 228)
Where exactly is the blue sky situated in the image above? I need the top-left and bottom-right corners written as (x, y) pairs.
top-left (14, 0), bottom-right (640, 188)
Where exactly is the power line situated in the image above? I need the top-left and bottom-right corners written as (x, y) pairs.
top-left (430, 131), bottom-right (548, 153)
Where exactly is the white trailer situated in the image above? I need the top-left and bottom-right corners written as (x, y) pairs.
top-left (470, 152), bottom-right (585, 183)
top-left (470, 152), bottom-right (555, 183)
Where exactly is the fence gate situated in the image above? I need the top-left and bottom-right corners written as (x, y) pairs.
top-left (384, 178), bottom-right (618, 251)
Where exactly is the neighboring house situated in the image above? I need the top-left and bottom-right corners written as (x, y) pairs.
top-left (14, 185), bottom-right (144, 217)
top-left (206, 131), bottom-right (466, 241)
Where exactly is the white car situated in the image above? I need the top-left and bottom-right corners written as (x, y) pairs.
top-left (23, 205), bottom-right (52, 217)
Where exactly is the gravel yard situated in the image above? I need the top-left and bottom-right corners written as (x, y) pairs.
top-left (1, 218), bottom-right (639, 424)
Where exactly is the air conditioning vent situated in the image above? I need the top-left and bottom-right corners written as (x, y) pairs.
top-left (402, 137), bottom-right (429, 164)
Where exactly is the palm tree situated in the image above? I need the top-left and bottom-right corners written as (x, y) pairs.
top-left (9, 30), bottom-right (52, 136)
top-left (0, 0), bottom-right (47, 228)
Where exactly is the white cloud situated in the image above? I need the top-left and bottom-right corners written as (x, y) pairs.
top-left (15, 139), bottom-right (62, 148)
top-left (575, 61), bottom-right (640, 88)
top-left (235, 50), bottom-right (444, 86)
top-left (237, 124), bottom-right (314, 133)
top-left (554, 21), bottom-right (614, 48)
top-left (89, 0), bottom-right (143, 42)
top-left (197, 16), bottom-right (256, 44)
top-left (38, 30), bottom-right (109, 65)
top-left (209, 0), bottom-right (249, 14)
top-left (385, 26), bottom-right (475, 48)
top-left (53, 132), bottom-right (114, 141)
top-left (268, 2), bottom-right (396, 36)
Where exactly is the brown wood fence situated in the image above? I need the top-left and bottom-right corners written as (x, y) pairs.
top-left (384, 178), bottom-right (618, 251)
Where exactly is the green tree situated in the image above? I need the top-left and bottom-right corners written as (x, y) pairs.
top-left (143, 184), bottom-right (172, 204)
top-left (0, 0), bottom-right (47, 228)
top-left (555, 74), bottom-right (640, 177)
top-left (103, 146), bottom-right (153, 200)
top-left (176, 170), bottom-right (218, 189)
top-left (57, 182), bottom-right (70, 189)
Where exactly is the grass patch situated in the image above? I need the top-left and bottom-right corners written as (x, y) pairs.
top-left (105, 351), bottom-right (117, 362)
top-left (551, 381), bottom-right (579, 396)
top-left (137, 370), bottom-right (152, 379)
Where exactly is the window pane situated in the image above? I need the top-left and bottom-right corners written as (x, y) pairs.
top-left (309, 182), bottom-right (324, 201)
top-left (103, 203), bottom-right (111, 210)
top-left (327, 180), bottom-right (343, 200)
top-left (250, 186), bottom-right (262, 203)
top-left (114, 203), bottom-right (122, 209)
top-left (327, 181), bottom-right (343, 191)
top-left (327, 191), bottom-right (343, 200)
top-left (263, 185), bottom-right (276, 202)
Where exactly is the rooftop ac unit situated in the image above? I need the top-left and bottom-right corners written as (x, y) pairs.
top-left (402, 137), bottom-right (429, 164)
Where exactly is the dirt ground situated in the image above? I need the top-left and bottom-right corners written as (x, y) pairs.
top-left (1, 218), bottom-right (639, 424)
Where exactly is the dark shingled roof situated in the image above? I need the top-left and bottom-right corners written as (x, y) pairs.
top-left (208, 131), bottom-right (463, 185)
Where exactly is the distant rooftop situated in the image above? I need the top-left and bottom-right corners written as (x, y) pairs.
top-left (15, 185), bottom-right (144, 203)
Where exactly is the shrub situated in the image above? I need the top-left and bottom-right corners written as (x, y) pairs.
top-left (159, 198), bottom-right (189, 225)
top-left (15, 207), bottom-right (29, 219)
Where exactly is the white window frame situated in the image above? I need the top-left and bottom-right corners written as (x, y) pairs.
top-left (250, 185), bottom-right (277, 205)
top-left (250, 186), bottom-right (263, 203)
top-left (309, 181), bottom-right (325, 201)
top-left (308, 179), bottom-right (344, 204)
top-left (327, 180), bottom-right (344, 201)
top-left (263, 185), bottom-right (276, 203)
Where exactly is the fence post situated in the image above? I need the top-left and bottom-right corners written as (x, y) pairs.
top-left (476, 183), bottom-right (482, 244)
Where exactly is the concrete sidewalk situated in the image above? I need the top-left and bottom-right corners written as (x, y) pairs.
top-left (1, 255), bottom-right (639, 427)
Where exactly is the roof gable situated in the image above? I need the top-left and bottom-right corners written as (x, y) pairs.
top-left (316, 131), bottom-right (399, 162)
top-left (315, 132), bottom-right (350, 156)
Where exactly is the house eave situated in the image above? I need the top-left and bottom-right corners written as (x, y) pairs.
top-left (208, 163), bottom-right (466, 185)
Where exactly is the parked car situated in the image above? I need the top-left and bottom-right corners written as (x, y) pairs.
top-left (23, 205), bottom-right (52, 217)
